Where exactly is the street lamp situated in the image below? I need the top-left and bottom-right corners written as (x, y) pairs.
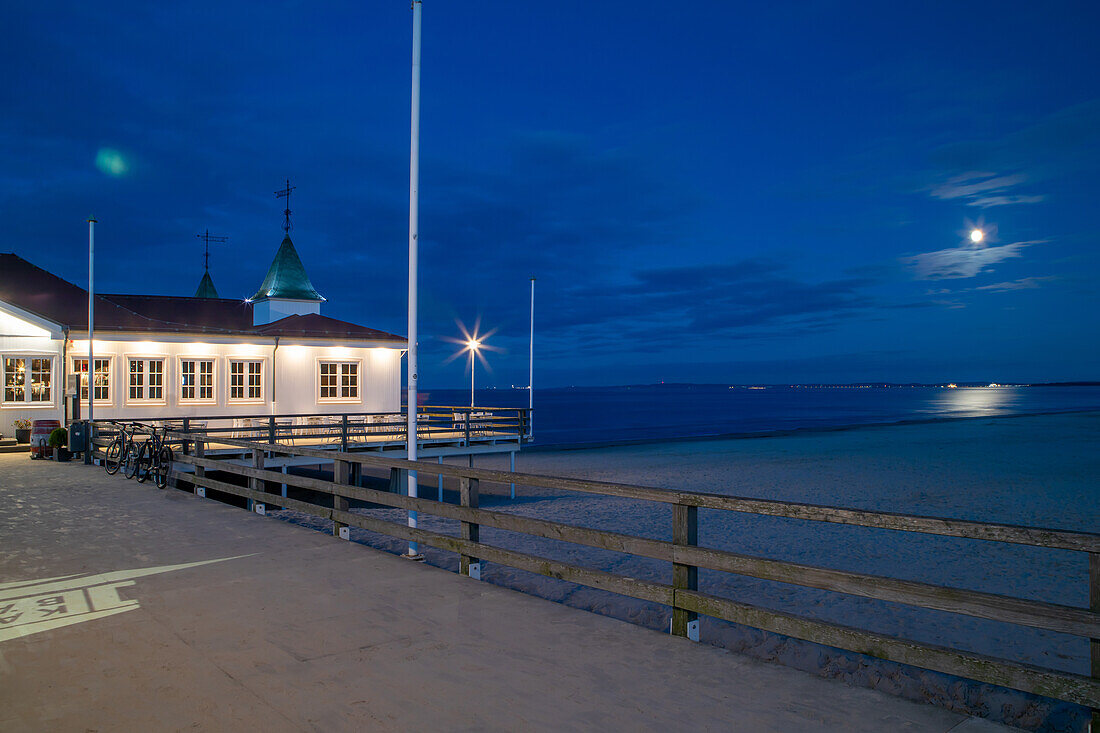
top-left (466, 338), bottom-right (481, 407)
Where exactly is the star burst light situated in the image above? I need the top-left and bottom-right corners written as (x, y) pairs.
top-left (442, 318), bottom-right (502, 373)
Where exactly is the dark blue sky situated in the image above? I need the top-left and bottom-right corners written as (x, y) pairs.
top-left (5, 2), bottom-right (1098, 387)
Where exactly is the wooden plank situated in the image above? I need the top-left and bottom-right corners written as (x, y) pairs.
top-left (459, 477), bottom-right (479, 576)
top-left (675, 588), bottom-right (1100, 709)
top-left (331, 507), bottom-right (674, 606)
top-left (170, 452), bottom-right (1100, 638)
top-left (671, 504), bottom-right (698, 637)
top-left (165, 431), bottom-right (1099, 552)
top-left (673, 544), bottom-right (1100, 639)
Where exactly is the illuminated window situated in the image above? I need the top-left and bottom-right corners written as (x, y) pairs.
top-left (229, 360), bottom-right (263, 401)
top-left (30, 358), bottom-right (51, 402)
top-left (128, 358), bottom-right (164, 401)
top-left (73, 358), bottom-right (111, 402)
top-left (2, 357), bottom-right (52, 403)
top-left (319, 361), bottom-right (358, 401)
top-left (3, 358), bottom-right (26, 402)
top-left (180, 359), bottom-right (214, 402)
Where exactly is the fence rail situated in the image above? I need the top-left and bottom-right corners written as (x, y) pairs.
top-left (88, 407), bottom-right (530, 453)
top-left (149, 430), bottom-right (1099, 715)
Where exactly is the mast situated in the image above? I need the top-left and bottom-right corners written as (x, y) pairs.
top-left (405, 0), bottom-right (423, 558)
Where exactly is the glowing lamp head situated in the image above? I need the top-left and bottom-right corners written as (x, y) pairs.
top-left (466, 339), bottom-right (481, 352)
top-left (969, 228), bottom-right (984, 244)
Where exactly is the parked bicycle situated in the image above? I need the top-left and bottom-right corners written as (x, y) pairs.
top-left (103, 422), bottom-right (140, 476)
top-left (135, 424), bottom-right (173, 489)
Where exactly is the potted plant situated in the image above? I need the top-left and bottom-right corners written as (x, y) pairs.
top-left (49, 427), bottom-right (70, 462)
top-left (14, 418), bottom-right (31, 444)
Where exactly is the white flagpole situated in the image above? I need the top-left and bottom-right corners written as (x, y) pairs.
top-left (529, 277), bottom-right (535, 437)
top-left (405, 0), bottom-right (423, 559)
top-left (87, 218), bottom-right (96, 428)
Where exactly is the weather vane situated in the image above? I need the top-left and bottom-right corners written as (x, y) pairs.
top-left (195, 229), bottom-right (228, 272)
top-left (275, 179), bottom-right (296, 233)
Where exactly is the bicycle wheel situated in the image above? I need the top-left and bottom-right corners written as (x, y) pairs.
top-left (124, 443), bottom-right (141, 480)
top-left (154, 445), bottom-right (173, 489)
top-left (104, 438), bottom-right (123, 475)
top-left (135, 441), bottom-right (153, 483)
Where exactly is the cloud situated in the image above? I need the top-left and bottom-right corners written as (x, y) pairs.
top-left (973, 276), bottom-right (1056, 292)
top-left (903, 240), bottom-right (1043, 280)
top-left (928, 171), bottom-right (1042, 208)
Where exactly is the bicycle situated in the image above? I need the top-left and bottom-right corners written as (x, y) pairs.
top-left (104, 422), bottom-right (139, 476)
top-left (135, 424), bottom-right (174, 489)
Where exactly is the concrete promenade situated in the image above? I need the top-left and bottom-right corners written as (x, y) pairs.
top-left (0, 454), bottom-right (1010, 731)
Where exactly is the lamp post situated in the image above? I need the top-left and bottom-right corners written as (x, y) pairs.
top-left (466, 338), bottom-right (481, 407)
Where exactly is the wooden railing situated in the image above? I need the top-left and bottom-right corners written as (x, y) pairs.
top-left (88, 407), bottom-right (530, 453)
top-left (159, 432), bottom-right (1099, 718)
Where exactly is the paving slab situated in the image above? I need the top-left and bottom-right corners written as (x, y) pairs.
top-left (0, 454), bottom-right (1013, 731)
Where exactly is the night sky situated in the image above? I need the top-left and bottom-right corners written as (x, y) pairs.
top-left (5, 2), bottom-right (1098, 387)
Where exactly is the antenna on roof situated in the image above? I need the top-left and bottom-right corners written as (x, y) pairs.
top-left (195, 229), bottom-right (229, 272)
top-left (275, 179), bottom-right (296, 233)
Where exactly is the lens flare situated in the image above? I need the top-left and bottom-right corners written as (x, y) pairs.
top-left (95, 148), bottom-right (128, 177)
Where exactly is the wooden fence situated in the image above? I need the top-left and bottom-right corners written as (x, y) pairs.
top-left (159, 432), bottom-right (1099, 718)
top-left (88, 406), bottom-right (529, 453)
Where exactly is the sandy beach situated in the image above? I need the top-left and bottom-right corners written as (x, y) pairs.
top-left (272, 410), bottom-right (1099, 731)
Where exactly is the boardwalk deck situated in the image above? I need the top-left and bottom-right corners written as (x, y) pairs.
top-left (0, 454), bottom-right (1011, 731)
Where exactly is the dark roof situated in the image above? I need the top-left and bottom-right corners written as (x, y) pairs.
top-left (0, 253), bottom-right (403, 342)
top-left (254, 313), bottom-right (405, 341)
top-left (194, 271), bottom-right (219, 298)
top-left (101, 294), bottom-right (255, 331)
top-left (251, 235), bottom-right (324, 302)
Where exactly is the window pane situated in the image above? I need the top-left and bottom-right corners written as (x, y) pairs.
top-left (73, 359), bottom-right (89, 400)
top-left (30, 358), bottom-right (50, 402)
top-left (230, 361), bottom-right (244, 399)
top-left (181, 360), bottom-right (195, 399)
top-left (199, 361), bottom-right (213, 399)
top-left (93, 359), bottom-right (110, 401)
top-left (148, 361), bottom-right (163, 399)
top-left (129, 359), bottom-right (144, 400)
top-left (4, 358), bottom-right (25, 402)
top-left (248, 361), bottom-right (262, 399)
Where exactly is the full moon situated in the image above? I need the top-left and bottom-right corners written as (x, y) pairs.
top-left (970, 229), bottom-right (984, 243)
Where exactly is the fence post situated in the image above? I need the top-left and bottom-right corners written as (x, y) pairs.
top-left (1090, 552), bottom-right (1098, 731)
top-left (341, 414), bottom-right (349, 452)
top-left (460, 477), bottom-right (480, 579)
top-left (182, 418), bottom-right (190, 456)
top-left (332, 459), bottom-right (350, 539)
top-left (465, 411), bottom-right (471, 447)
top-left (671, 504), bottom-right (699, 641)
top-left (268, 416), bottom-right (276, 444)
top-left (388, 467), bottom-right (405, 494)
top-left (250, 448), bottom-right (264, 513)
top-left (193, 438), bottom-right (205, 497)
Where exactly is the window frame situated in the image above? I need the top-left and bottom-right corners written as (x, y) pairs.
top-left (2, 354), bottom-right (55, 406)
top-left (316, 359), bottom-right (361, 403)
top-left (125, 355), bottom-right (167, 405)
top-left (178, 356), bottom-right (218, 404)
top-left (227, 357), bottom-right (266, 404)
top-left (71, 355), bottom-right (113, 405)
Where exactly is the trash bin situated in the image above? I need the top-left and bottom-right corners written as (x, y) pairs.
top-left (68, 421), bottom-right (87, 454)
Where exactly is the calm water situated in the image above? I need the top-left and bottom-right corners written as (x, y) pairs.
top-left (424, 384), bottom-right (1100, 447)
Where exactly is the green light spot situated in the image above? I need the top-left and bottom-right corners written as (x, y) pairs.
top-left (95, 148), bottom-right (128, 177)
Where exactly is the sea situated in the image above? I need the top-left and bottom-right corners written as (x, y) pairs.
top-left (423, 383), bottom-right (1100, 447)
